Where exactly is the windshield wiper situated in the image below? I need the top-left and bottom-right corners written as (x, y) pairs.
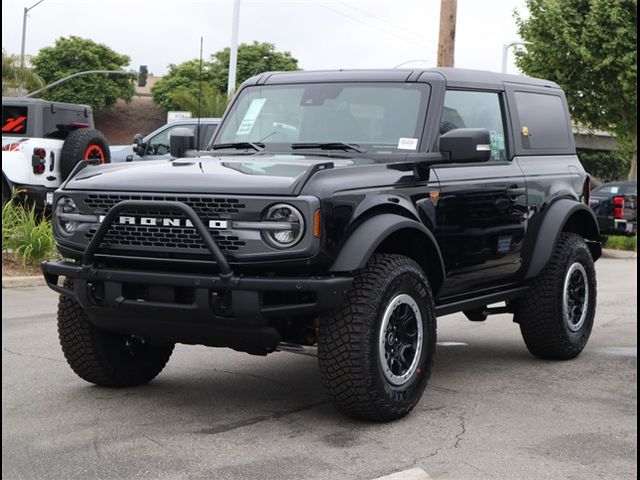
top-left (211, 142), bottom-right (265, 152)
top-left (290, 142), bottom-right (366, 153)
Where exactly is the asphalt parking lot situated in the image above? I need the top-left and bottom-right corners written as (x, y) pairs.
top-left (2, 256), bottom-right (637, 480)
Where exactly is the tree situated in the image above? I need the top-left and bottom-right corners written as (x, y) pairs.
top-left (209, 41), bottom-right (299, 94)
top-left (152, 41), bottom-right (299, 112)
top-left (169, 84), bottom-right (229, 118)
top-left (151, 60), bottom-right (215, 111)
top-left (515, 0), bottom-right (637, 180)
top-left (2, 49), bottom-right (44, 95)
top-left (32, 37), bottom-right (134, 111)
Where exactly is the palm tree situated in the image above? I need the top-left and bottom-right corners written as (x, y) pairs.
top-left (169, 84), bottom-right (229, 118)
top-left (2, 49), bottom-right (44, 95)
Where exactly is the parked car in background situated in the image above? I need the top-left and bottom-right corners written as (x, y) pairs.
top-left (589, 181), bottom-right (637, 238)
top-left (109, 118), bottom-right (220, 163)
top-left (2, 97), bottom-right (110, 207)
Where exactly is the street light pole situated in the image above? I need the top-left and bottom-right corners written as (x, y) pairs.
top-left (227, 0), bottom-right (241, 97)
top-left (19, 0), bottom-right (46, 94)
top-left (501, 40), bottom-right (528, 73)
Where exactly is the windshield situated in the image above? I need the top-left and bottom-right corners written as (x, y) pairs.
top-left (214, 82), bottom-right (430, 154)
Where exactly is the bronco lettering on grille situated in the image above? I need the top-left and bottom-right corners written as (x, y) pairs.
top-left (97, 215), bottom-right (228, 229)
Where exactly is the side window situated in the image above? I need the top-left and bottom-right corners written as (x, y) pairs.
top-left (513, 91), bottom-right (571, 150)
top-left (147, 124), bottom-right (196, 155)
top-left (441, 90), bottom-right (507, 161)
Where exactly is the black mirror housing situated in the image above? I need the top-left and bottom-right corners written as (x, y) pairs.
top-left (439, 128), bottom-right (492, 163)
top-left (170, 128), bottom-right (196, 158)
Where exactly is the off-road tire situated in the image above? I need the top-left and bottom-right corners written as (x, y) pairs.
top-left (318, 254), bottom-right (437, 422)
top-left (57, 283), bottom-right (174, 387)
top-left (60, 128), bottom-right (110, 180)
top-left (516, 233), bottom-right (597, 360)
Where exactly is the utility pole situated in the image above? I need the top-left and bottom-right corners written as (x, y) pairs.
top-left (437, 0), bottom-right (457, 68)
top-left (19, 0), bottom-right (46, 94)
top-left (227, 0), bottom-right (241, 97)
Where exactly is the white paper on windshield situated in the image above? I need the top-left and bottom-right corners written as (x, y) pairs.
top-left (397, 137), bottom-right (418, 150)
top-left (236, 98), bottom-right (267, 135)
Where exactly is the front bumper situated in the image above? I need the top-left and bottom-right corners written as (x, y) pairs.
top-left (12, 183), bottom-right (55, 209)
top-left (42, 260), bottom-right (352, 353)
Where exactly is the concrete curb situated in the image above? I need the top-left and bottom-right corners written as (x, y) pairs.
top-left (602, 248), bottom-right (637, 259)
top-left (372, 468), bottom-right (431, 480)
top-left (2, 275), bottom-right (46, 289)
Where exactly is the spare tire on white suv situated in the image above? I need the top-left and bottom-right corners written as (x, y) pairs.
top-left (60, 128), bottom-right (110, 180)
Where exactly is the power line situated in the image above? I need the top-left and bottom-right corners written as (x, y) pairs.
top-left (305, 0), bottom-right (435, 52)
top-left (336, 0), bottom-right (437, 50)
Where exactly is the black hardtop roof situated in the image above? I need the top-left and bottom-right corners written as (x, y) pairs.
top-left (244, 67), bottom-right (560, 90)
top-left (1, 96), bottom-right (93, 111)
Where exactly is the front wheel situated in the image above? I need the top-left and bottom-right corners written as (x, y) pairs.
top-left (58, 283), bottom-right (174, 387)
top-left (317, 254), bottom-right (437, 422)
top-left (516, 233), bottom-right (597, 360)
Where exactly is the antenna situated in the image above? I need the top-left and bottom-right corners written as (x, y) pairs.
top-left (197, 36), bottom-right (203, 149)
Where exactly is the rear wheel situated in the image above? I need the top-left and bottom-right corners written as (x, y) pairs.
top-left (317, 254), bottom-right (437, 421)
top-left (60, 128), bottom-right (110, 180)
top-left (58, 282), bottom-right (174, 387)
top-left (516, 233), bottom-right (597, 360)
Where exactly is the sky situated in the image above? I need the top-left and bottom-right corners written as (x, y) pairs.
top-left (2, 0), bottom-right (529, 76)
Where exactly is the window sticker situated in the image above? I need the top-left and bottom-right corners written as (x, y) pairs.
top-left (397, 137), bottom-right (418, 150)
top-left (610, 186), bottom-right (620, 194)
top-left (490, 131), bottom-right (506, 160)
top-left (236, 98), bottom-right (267, 136)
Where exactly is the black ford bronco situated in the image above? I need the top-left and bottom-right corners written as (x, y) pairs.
top-left (42, 69), bottom-right (601, 421)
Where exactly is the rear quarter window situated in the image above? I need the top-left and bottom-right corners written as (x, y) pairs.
top-left (2, 105), bottom-right (28, 136)
top-left (514, 91), bottom-right (572, 150)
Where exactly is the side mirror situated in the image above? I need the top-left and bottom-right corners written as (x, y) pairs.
top-left (170, 128), bottom-right (195, 158)
top-left (132, 133), bottom-right (145, 155)
top-left (439, 128), bottom-right (492, 163)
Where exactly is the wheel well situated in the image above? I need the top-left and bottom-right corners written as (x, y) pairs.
top-left (562, 209), bottom-right (601, 259)
top-left (375, 228), bottom-right (445, 295)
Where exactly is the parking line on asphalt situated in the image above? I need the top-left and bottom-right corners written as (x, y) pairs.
top-left (372, 467), bottom-right (432, 480)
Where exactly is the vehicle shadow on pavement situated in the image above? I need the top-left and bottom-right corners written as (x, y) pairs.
top-left (57, 337), bottom-right (554, 431)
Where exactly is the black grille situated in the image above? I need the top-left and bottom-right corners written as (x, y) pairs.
top-left (82, 195), bottom-right (249, 255)
top-left (83, 194), bottom-right (246, 218)
top-left (86, 223), bottom-right (246, 252)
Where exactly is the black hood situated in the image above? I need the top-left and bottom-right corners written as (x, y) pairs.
top-left (65, 154), bottom-right (355, 195)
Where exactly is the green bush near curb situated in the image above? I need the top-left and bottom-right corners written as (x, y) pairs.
top-left (604, 235), bottom-right (637, 252)
top-left (2, 197), bottom-right (57, 265)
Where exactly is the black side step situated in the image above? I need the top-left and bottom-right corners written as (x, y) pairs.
top-left (435, 286), bottom-right (528, 317)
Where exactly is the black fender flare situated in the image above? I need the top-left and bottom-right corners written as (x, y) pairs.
top-left (524, 199), bottom-right (601, 280)
top-left (329, 213), bottom-right (446, 291)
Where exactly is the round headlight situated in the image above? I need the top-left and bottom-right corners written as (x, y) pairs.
top-left (55, 196), bottom-right (79, 236)
top-left (262, 203), bottom-right (305, 248)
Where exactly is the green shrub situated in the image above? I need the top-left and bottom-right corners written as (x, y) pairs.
top-left (2, 198), bottom-right (57, 265)
top-left (604, 235), bottom-right (637, 251)
top-left (577, 150), bottom-right (630, 183)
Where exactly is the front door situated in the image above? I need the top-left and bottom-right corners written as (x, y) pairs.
top-left (432, 89), bottom-right (528, 298)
